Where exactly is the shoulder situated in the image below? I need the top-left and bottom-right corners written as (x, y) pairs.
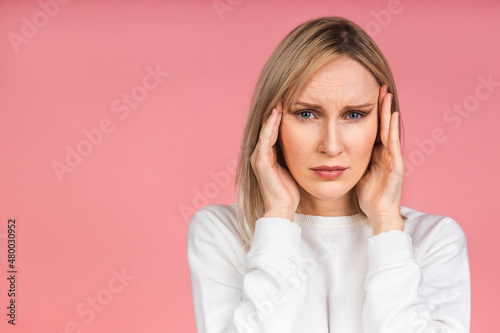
top-left (401, 205), bottom-right (468, 260)
top-left (187, 203), bottom-right (247, 260)
top-left (401, 205), bottom-right (466, 237)
top-left (188, 203), bottom-right (241, 236)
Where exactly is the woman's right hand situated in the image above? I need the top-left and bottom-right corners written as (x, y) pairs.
top-left (250, 101), bottom-right (301, 221)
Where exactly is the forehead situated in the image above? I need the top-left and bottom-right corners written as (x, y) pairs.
top-left (296, 56), bottom-right (379, 103)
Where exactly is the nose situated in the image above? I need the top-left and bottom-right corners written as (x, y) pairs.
top-left (317, 122), bottom-right (344, 156)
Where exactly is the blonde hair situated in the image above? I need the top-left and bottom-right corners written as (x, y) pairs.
top-left (233, 16), bottom-right (406, 251)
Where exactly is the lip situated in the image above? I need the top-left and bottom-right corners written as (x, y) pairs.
top-left (311, 169), bottom-right (346, 179)
top-left (311, 165), bottom-right (347, 171)
top-left (310, 165), bottom-right (347, 180)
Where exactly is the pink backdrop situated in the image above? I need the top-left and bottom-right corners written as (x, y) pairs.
top-left (1, 0), bottom-right (498, 332)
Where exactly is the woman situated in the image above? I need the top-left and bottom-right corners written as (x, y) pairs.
top-left (187, 16), bottom-right (470, 332)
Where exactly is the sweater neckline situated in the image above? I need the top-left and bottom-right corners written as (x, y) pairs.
top-left (293, 211), bottom-right (369, 227)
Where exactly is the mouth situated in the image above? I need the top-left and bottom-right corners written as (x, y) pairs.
top-left (310, 168), bottom-right (346, 179)
top-left (310, 165), bottom-right (347, 171)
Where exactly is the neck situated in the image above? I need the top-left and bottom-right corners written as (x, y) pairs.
top-left (295, 188), bottom-right (358, 217)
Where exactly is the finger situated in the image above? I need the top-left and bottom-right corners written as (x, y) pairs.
top-left (388, 110), bottom-right (401, 159)
top-left (253, 107), bottom-right (278, 166)
top-left (376, 85), bottom-right (388, 145)
top-left (378, 84), bottom-right (388, 111)
top-left (269, 101), bottom-right (283, 145)
top-left (256, 106), bottom-right (278, 167)
top-left (379, 92), bottom-right (392, 148)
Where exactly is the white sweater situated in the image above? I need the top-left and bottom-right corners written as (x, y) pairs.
top-left (187, 203), bottom-right (470, 333)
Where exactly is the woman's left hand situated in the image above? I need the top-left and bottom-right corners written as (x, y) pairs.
top-left (356, 84), bottom-right (405, 235)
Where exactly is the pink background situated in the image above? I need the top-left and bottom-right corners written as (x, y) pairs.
top-left (1, 0), bottom-right (499, 331)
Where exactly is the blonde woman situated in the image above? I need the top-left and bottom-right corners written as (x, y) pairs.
top-left (187, 16), bottom-right (470, 332)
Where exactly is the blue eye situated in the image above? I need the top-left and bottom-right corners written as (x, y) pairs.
top-left (294, 110), bottom-right (367, 121)
top-left (346, 112), bottom-right (365, 120)
top-left (296, 111), bottom-right (316, 119)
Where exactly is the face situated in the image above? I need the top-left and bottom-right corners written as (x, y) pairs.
top-left (277, 55), bottom-right (380, 216)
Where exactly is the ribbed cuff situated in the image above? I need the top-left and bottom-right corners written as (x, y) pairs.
top-left (247, 217), bottom-right (303, 260)
top-left (367, 230), bottom-right (414, 273)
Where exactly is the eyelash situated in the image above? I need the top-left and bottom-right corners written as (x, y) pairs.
top-left (293, 110), bottom-right (368, 121)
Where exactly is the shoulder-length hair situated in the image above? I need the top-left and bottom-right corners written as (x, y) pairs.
top-left (233, 16), bottom-right (405, 251)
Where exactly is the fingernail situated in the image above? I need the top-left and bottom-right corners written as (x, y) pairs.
top-left (271, 108), bottom-right (276, 116)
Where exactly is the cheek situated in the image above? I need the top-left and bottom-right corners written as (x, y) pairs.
top-left (278, 122), bottom-right (295, 158)
top-left (348, 121), bottom-right (378, 161)
top-left (278, 121), bottom-right (310, 166)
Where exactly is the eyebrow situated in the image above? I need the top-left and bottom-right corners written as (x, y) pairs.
top-left (293, 101), bottom-right (375, 110)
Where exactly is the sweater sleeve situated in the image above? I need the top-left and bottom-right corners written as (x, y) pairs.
top-left (362, 217), bottom-right (471, 332)
top-left (187, 210), bottom-right (308, 333)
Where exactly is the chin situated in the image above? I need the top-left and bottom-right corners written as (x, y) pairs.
top-left (303, 182), bottom-right (351, 200)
